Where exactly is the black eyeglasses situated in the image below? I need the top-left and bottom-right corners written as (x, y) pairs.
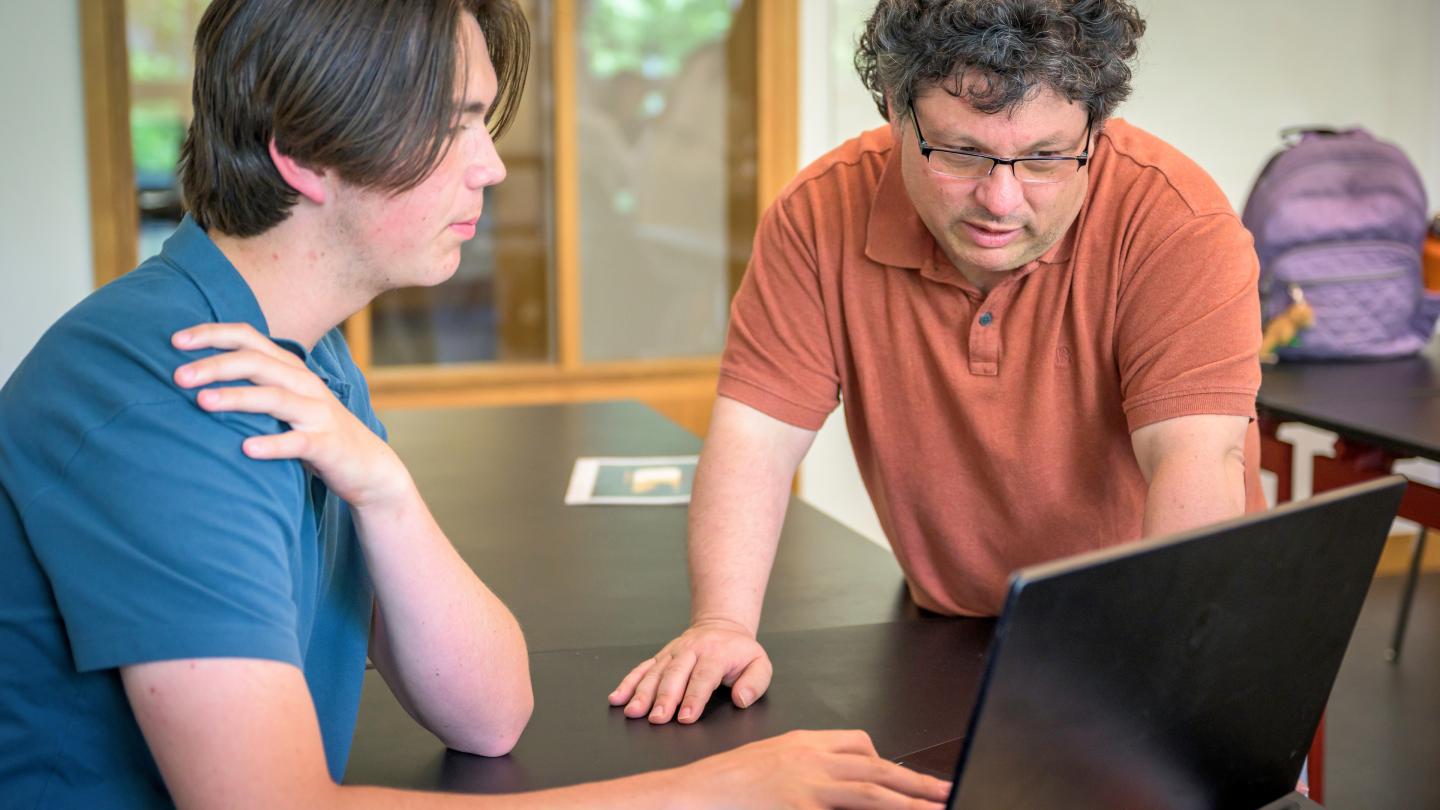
top-left (909, 106), bottom-right (1091, 184)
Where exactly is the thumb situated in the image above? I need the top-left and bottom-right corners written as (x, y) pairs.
top-left (729, 654), bottom-right (773, 709)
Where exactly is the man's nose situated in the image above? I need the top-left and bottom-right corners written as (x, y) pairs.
top-left (972, 163), bottom-right (1024, 219)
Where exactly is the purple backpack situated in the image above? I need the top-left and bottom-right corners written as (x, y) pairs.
top-left (1243, 127), bottom-right (1437, 360)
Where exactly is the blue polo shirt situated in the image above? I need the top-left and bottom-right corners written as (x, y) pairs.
top-left (0, 217), bottom-right (381, 808)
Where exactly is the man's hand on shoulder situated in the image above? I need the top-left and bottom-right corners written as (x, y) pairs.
top-left (609, 618), bottom-right (772, 724)
top-left (172, 323), bottom-right (410, 511)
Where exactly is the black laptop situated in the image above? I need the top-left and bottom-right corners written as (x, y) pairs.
top-left (897, 476), bottom-right (1405, 810)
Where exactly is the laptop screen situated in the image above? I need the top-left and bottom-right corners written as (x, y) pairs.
top-left (946, 477), bottom-right (1403, 810)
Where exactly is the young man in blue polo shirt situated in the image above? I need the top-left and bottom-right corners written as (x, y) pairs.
top-left (0, 1), bottom-right (947, 808)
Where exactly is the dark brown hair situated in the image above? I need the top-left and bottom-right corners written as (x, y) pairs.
top-left (180, 0), bottom-right (529, 237)
top-left (855, 0), bottom-right (1144, 123)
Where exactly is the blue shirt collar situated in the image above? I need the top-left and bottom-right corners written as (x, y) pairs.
top-left (160, 215), bottom-right (271, 338)
top-left (158, 215), bottom-right (347, 397)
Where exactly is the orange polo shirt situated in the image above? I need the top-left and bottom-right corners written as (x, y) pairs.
top-left (718, 120), bottom-right (1264, 617)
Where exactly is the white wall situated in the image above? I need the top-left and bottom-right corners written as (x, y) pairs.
top-left (795, 0), bottom-right (890, 545)
top-left (796, 0), bottom-right (1440, 546)
top-left (0, 3), bottom-right (93, 383)
top-left (1127, 0), bottom-right (1440, 209)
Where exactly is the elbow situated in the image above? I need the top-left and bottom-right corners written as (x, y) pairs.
top-left (447, 729), bottom-right (521, 758)
top-left (442, 686), bottom-right (534, 757)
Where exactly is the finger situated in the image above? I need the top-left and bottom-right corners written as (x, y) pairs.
top-left (196, 385), bottom-right (322, 426)
top-left (175, 349), bottom-right (321, 395)
top-left (648, 651), bottom-right (698, 724)
top-left (816, 779), bottom-right (948, 810)
top-left (677, 660), bottom-right (727, 724)
top-left (812, 755), bottom-right (956, 807)
top-left (728, 652), bottom-right (773, 709)
top-left (624, 661), bottom-right (666, 719)
top-left (176, 349), bottom-right (320, 393)
top-left (826, 756), bottom-right (952, 805)
top-left (241, 430), bottom-right (313, 461)
top-left (173, 323), bottom-right (303, 367)
top-left (609, 658), bottom-right (656, 706)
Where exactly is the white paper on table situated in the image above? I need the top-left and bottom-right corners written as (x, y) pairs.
top-left (564, 455), bottom-right (699, 505)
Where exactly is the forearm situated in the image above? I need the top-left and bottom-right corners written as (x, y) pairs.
top-left (686, 398), bottom-right (815, 634)
top-left (686, 458), bottom-right (787, 634)
top-left (354, 478), bottom-right (532, 756)
top-left (321, 768), bottom-right (681, 810)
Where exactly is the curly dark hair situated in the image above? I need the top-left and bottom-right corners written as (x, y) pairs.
top-left (854, 0), bottom-right (1145, 124)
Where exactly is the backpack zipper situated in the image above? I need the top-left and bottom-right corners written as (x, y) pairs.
top-left (1275, 268), bottom-right (1409, 287)
top-left (1261, 240), bottom-right (1414, 294)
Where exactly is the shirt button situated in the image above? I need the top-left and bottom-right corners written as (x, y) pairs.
top-left (979, 312), bottom-right (994, 327)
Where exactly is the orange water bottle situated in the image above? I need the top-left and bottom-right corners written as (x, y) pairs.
top-left (1425, 214), bottom-right (1440, 292)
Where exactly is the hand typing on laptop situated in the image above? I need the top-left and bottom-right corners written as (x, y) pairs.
top-left (670, 731), bottom-right (950, 809)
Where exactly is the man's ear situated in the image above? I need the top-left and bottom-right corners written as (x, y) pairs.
top-left (268, 139), bottom-right (328, 205)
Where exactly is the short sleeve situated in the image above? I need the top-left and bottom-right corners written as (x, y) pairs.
top-left (1116, 212), bottom-right (1263, 432)
top-left (718, 197), bottom-right (840, 430)
top-left (23, 398), bottom-right (307, 672)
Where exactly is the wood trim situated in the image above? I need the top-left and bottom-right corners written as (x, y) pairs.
top-left (342, 307), bottom-right (373, 370)
top-left (369, 357), bottom-right (720, 410)
top-left (81, 0), bottom-right (139, 287)
top-left (552, 0), bottom-right (581, 369)
top-left (724, 1), bottom-right (759, 297)
top-left (372, 355), bottom-right (719, 392)
top-left (756, 0), bottom-right (800, 208)
top-left (373, 376), bottom-right (719, 412)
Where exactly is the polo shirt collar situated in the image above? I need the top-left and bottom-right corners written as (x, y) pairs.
top-left (864, 148), bottom-right (933, 271)
top-left (158, 216), bottom-right (346, 396)
top-left (160, 215), bottom-right (271, 338)
top-left (862, 142), bottom-right (1080, 276)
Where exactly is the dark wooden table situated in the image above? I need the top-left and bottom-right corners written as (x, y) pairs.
top-left (1259, 342), bottom-right (1440, 464)
top-left (346, 402), bottom-right (990, 792)
top-left (346, 401), bottom-right (1333, 808)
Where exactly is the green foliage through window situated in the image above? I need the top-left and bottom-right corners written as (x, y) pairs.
top-left (583, 0), bottom-right (736, 79)
top-left (127, 0), bottom-right (211, 184)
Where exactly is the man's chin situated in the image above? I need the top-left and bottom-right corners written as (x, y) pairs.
top-left (954, 246), bottom-right (1032, 275)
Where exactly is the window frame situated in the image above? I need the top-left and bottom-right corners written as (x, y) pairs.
top-left (80, 0), bottom-right (798, 435)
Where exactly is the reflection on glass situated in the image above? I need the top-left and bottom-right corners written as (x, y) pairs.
top-left (370, 0), bottom-right (552, 366)
top-left (577, 0), bottom-right (753, 362)
top-left (128, 0), bottom-right (209, 261)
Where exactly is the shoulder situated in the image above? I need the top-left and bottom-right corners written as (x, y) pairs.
top-left (0, 258), bottom-right (294, 504)
top-left (773, 125), bottom-right (895, 219)
top-left (14, 256), bottom-right (217, 409)
top-left (1090, 119), bottom-right (1236, 219)
top-left (1084, 120), bottom-right (1253, 269)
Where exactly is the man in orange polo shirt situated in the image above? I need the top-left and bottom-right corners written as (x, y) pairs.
top-left (612, 0), bottom-right (1265, 725)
